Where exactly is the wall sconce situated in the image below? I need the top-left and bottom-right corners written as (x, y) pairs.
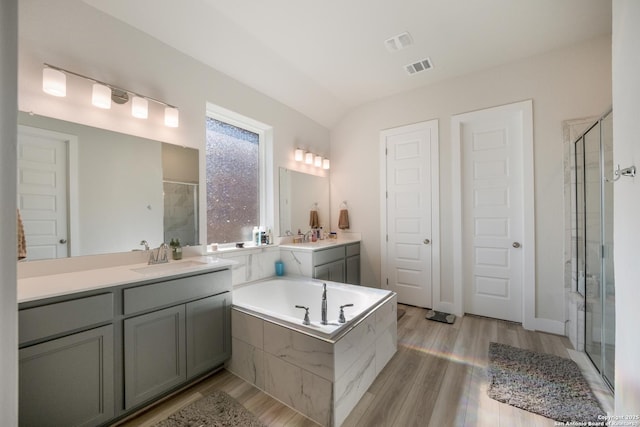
top-left (42, 63), bottom-right (179, 127)
top-left (293, 148), bottom-right (330, 170)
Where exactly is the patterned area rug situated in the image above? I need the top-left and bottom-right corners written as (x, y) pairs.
top-left (487, 342), bottom-right (605, 423)
top-left (154, 390), bottom-right (266, 427)
top-left (425, 310), bottom-right (456, 324)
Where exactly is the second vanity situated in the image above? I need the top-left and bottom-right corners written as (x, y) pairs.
top-left (279, 239), bottom-right (361, 284)
top-left (17, 256), bottom-right (235, 427)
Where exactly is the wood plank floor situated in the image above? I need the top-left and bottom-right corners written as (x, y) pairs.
top-left (116, 304), bottom-right (613, 427)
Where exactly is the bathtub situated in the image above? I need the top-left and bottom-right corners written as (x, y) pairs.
top-left (230, 277), bottom-right (397, 426)
top-left (232, 277), bottom-right (393, 341)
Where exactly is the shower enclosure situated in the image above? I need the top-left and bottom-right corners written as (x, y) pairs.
top-left (572, 110), bottom-right (615, 390)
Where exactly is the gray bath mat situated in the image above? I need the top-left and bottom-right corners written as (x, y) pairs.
top-left (154, 390), bottom-right (265, 427)
top-left (487, 342), bottom-right (605, 423)
top-left (425, 310), bottom-right (456, 324)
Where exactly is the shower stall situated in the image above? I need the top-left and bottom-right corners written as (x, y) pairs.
top-left (572, 110), bottom-right (615, 390)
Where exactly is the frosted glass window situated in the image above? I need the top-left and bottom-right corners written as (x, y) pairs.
top-left (206, 117), bottom-right (260, 243)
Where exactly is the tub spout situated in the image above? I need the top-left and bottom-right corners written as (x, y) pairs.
top-left (321, 283), bottom-right (328, 325)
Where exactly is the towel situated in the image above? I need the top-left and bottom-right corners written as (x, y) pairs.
top-left (309, 210), bottom-right (320, 228)
top-left (338, 209), bottom-right (350, 230)
top-left (17, 209), bottom-right (27, 260)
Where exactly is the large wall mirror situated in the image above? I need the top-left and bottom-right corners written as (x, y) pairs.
top-left (17, 112), bottom-right (199, 261)
top-left (279, 167), bottom-right (330, 236)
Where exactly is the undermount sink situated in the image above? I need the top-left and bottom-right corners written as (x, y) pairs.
top-left (131, 260), bottom-right (207, 275)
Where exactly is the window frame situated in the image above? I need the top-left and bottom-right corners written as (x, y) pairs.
top-left (204, 102), bottom-right (273, 245)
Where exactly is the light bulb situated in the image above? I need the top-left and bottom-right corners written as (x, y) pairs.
top-left (323, 159), bottom-right (330, 170)
top-left (91, 83), bottom-right (111, 109)
top-left (164, 107), bottom-right (179, 127)
top-left (42, 68), bottom-right (66, 97)
top-left (305, 152), bottom-right (314, 164)
top-left (295, 149), bottom-right (304, 162)
top-left (131, 96), bottom-right (148, 119)
top-left (314, 155), bottom-right (323, 167)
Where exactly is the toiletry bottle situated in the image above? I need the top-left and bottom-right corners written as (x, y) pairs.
top-left (253, 226), bottom-right (259, 246)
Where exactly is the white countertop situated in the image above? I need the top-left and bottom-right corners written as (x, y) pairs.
top-left (279, 239), bottom-right (360, 252)
top-left (18, 256), bottom-right (237, 304)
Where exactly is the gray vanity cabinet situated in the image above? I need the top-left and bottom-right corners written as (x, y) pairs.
top-left (309, 242), bottom-right (360, 284)
top-left (123, 270), bottom-right (232, 410)
top-left (186, 293), bottom-right (232, 379)
top-left (345, 242), bottom-right (361, 285)
top-left (124, 305), bottom-right (186, 409)
top-left (18, 293), bottom-right (115, 427)
top-left (19, 267), bottom-right (232, 427)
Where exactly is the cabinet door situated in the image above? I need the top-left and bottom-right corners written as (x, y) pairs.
top-left (346, 255), bottom-right (361, 285)
top-left (314, 260), bottom-right (345, 282)
top-left (186, 292), bottom-right (231, 379)
top-left (19, 325), bottom-right (114, 427)
top-left (124, 305), bottom-right (186, 409)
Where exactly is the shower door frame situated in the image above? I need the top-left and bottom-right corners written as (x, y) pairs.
top-left (573, 109), bottom-right (615, 392)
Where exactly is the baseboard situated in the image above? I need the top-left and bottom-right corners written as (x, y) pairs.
top-left (533, 317), bottom-right (565, 335)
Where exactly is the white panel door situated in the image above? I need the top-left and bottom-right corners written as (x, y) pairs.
top-left (17, 126), bottom-right (70, 260)
top-left (461, 111), bottom-right (524, 322)
top-left (382, 121), bottom-right (439, 308)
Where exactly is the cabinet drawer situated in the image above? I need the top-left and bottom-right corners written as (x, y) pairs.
top-left (313, 246), bottom-right (345, 266)
top-left (346, 243), bottom-right (360, 257)
top-left (124, 269), bottom-right (231, 315)
top-left (19, 293), bottom-right (114, 345)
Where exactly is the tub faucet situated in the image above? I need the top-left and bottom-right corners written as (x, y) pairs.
top-left (321, 283), bottom-right (328, 325)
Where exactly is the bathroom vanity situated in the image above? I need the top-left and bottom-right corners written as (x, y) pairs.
top-left (17, 257), bottom-right (234, 427)
top-left (280, 240), bottom-right (360, 284)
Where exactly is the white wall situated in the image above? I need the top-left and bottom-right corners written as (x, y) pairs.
top-left (330, 35), bottom-right (611, 325)
top-left (0, 0), bottom-right (18, 424)
top-left (612, 0), bottom-right (640, 415)
top-left (18, 0), bottom-right (331, 241)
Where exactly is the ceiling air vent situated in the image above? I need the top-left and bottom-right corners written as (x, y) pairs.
top-left (404, 57), bottom-right (433, 75)
top-left (384, 32), bottom-right (413, 52)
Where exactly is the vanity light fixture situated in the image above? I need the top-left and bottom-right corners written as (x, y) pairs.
top-left (42, 68), bottom-right (66, 97)
top-left (293, 148), bottom-right (329, 169)
top-left (42, 63), bottom-right (179, 127)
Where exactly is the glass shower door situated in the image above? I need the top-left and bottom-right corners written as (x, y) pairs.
top-left (580, 111), bottom-right (615, 390)
top-left (583, 122), bottom-right (603, 375)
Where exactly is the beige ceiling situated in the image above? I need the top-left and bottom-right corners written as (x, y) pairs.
top-left (84, 0), bottom-right (611, 128)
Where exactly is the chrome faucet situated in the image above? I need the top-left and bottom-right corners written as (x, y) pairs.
top-left (303, 230), bottom-right (314, 242)
top-left (321, 283), bottom-right (328, 325)
top-left (140, 240), bottom-right (149, 251)
top-left (148, 243), bottom-right (170, 265)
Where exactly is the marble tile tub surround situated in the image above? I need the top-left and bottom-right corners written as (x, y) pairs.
top-left (229, 294), bottom-right (397, 427)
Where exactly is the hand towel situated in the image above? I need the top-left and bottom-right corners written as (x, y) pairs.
top-left (309, 210), bottom-right (320, 228)
top-left (17, 209), bottom-right (27, 260)
top-left (338, 209), bottom-right (350, 230)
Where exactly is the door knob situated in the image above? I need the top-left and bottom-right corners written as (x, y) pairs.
top-left (423, 239), bottom-right (431, 245)
top-left (59, 238), bottom-right (67, 244)
top-left (512, 242), bottom-right (521, 248)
